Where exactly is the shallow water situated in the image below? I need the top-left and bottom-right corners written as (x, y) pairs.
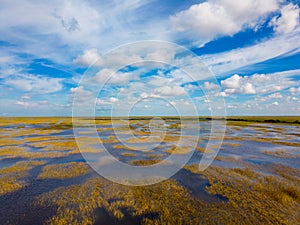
top-left (0, 119), bottom-right (299, 224)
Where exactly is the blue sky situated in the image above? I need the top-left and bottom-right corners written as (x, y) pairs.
top-left (0, 0), bottom-right (299, 116)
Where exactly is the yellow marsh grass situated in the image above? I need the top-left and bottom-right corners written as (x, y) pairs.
top-left (120, 152), bottom-right (137, 157)
top-left (38, 162), bottom-right (90, 179)
top-left (0, 138), bottom-right (23, 146)
top-left (0, 160), bottom-right (44, 174)
top-left (0, 161), bottom-right (45, 195)
top-left (23, 137), bottom-right (101, 156)
top-left (35, 178), bottom-right (103, 225)
top-left (129, 159), bottom-right (161, 166)
top-left (262, 149), bottom-right (300, 158)
top-left (266, 164), bottom-right (300, 182)
top-left (272, 141), bottom-right (300, 147)
top-left (0, 146), bottom-right (68, 159)
top-left (0, 146), bottom-right (29, 157)
top-left (13, 128), bottom-right (65, 137)
top-left (185, 164), bottom-right (300, 224)
top-left (214, 155), bottom-right (241, 162)
top-left (23, 136), bottom-right (64, 143)
top-left (36, 163), bottom-right (300, 225)
top-left (112, 144), bottom-right (141, 151)
top-left (222, 142), bottom-right (241, 147)
top-left (0, 117), bottom-right (71, 125)
top-left (35, 177), bottom-right (202, 225)
top-left (99, 136), bottom-right (119, 143)
top-left (126, 136), bottom-right (163, 144)
top-left (196, 147), bottom-right (214, 153)
top-left (165, 146), bottom-right (192, 155)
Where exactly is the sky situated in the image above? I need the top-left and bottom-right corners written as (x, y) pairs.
top-left (0, 0), bottom-right (300, 116)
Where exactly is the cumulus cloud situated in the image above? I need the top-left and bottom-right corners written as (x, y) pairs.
top-left (220, 70), bottom-right (299, 96)
top-left (251, 70), bottom-right (298, 94)
top-left (95, 69), bottom-right (137, 85)
top-left (221, 74), bottom-right (256, 94)
top-left (289, 86), bottom-right (300, 94)
top-left (5, 74), bottom-right (63, 93)
top-left (139, 92), bottom-right (160, 99)
top-left (74, 43), bottom-right (178, 68)
top-left (73, 48), bottom-right (103, 66)
top-left (221, 74), bottom-right (241, 89)
top-left (15, 101), bottom-right (31, 108)
top-left (148, 75), bottom-right (173, 86)
top-left (74, 48), bottom-right (143, 67)
top-left (16, 100), bottom-right (48, 108)
top-left (254, 92), bottom-right (283, 102)
top-left (109, 97), bottom-right (118, 103)
top-left (70, 86), bottom-right (94, 106)
top-left (268, 92), bottom-right (283, 99)
top-left (96, 97), bottom-right (118, 105)
top-left (154, 86), bottom-right (187, 96)
top-left (270, 3), bottom-right (300, 34)
top-left (170, 0), bottom-right (279, 45)
top-left (70, 86), bottom-right (92, 96)
top-left (204, 82), bottom-right (220, 90)
top-left (21, 95), bottom-right (31, 99)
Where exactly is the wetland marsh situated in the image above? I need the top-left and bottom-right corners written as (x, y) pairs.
top-left (0, 117), bottom-right (299, 225)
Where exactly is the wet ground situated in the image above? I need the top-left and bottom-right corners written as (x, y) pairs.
top-left (0, 118), bottom-right (299, 224)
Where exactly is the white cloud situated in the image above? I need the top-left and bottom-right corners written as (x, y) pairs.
top-left (204, 82), bottom-right (219, 90)
top-left (0, 0), bottom-right (167, 65)
top-left (0, 0), bottom-right (105, 63)
top-left (70, 86), bottom-right (94, 106)
top-left (109, 97), bottom-right (118, 103)
top-left (252, 70), bottom-right (298, 94)
top-left (96, 97), bottom-right (118, 105)
top-left (270, 3), bottom-right (300, 34)
top-left (70, 86), bottom-right (92, 96)
top-left (221, 74), bottom-right (241, 89)
top-left (254, 92), bottom-right (283, 102)
top-left (220, 69), bottom-right (300, 96)
top-left (201, 30), bottom-right (300, 75)
top-left (148, 75), bottom-right (174, 86)
top-left (145, 48), bottom-right (176, 64)
top-left (154, 86), bottom-right (187, 97)
top-left (74, 48), bottom-right (142, 67)
top-left (242, 83), bottom-right (256, 94)
top-left (95, 69), bottom-right (137, 85)
top-left (74, 42), bottom-right (179, 69)
top-left (95, 69), bottom-right (115, 84)
top-left (170, 0), bottom-right (279, 45)
top-left (184, 84), bottom-right (197, 91)
top-left (5, 74), bottom-right (63, 93)
top-left (272, 101), bottom-right (279, 106)
top-left (221, 74), bottom-right (256, 94)
top-left (21, 95), bottom-right (31, 99)
top-left (16, 100), bottom-right (48, 108)
top-left (15, 101), bottom-right (30, 108)
top-left (73, 48), bottom-right (103, 66)
top-left (268, 92), bottom-right (283, 99)
top-left (140, 92), bottom-right (160, 99)
top-left (289, 86), bottom-right (300, 94)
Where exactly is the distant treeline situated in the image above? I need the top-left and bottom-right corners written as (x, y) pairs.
top-left (203, 117), bottom-right (300, 124)
top-left (91, 116), bottom-right (300, 124)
